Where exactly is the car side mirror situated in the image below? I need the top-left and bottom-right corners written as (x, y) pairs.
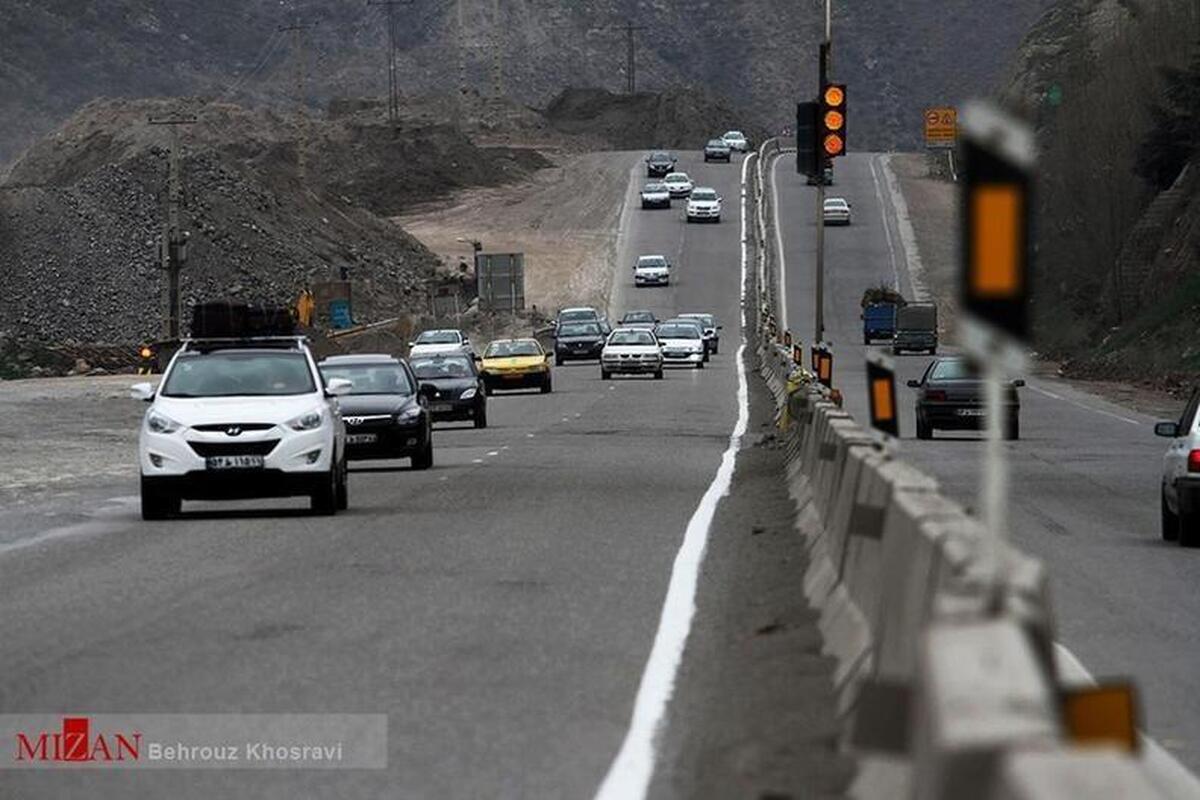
top-left (906, 380), bottom-right (921, 389)
top-left (1156, 422), bottom-right (1180, 438)
top-left (130, 382), bottom-right (155, 402)
top-left (716, 325), bottom-right (723, 330)
top-left (1012, 379), bottom-right (1026, 388)
top-left (418, 383), bottom-right (437, 402)
top-left (326, 378), bottom-right (353, 397)
top-left (407, 342), bottom-right (415, 348)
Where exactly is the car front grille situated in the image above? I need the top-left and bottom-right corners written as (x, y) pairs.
top-left (188, 440), bottom-right (280, 458)
top-left (192, 423), bottom-right (276, 433)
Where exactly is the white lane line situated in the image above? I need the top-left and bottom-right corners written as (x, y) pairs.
top-left (1055, 644), bottom-right (1200, 799)
top-left (594, 150), bottom-right (755, 800)
top-left (1028, 384), bottom-right (1142, 426)
top-left (870, 156), bottom-right (902, 291)
top-left (486, 451), bottom-right (500, 457)
top-left (771, 154), bottom-right (789, 329)
top-left (471, 458), bottom-right (483, 464)
top-left (0, 497), bottom-right (137, 557)
top-left (877, 154), bottom-right (929, 302)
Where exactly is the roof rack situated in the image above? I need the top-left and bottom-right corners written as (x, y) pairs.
top-left (180, 336), bottom-right (310, 352)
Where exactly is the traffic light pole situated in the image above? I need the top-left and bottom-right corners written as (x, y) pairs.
top-left (814, 35), bottom-right (830, 347)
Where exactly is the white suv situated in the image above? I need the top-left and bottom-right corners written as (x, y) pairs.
top-left (686, 188), bottom-right (722, 223)
top-left (1157, 392), bottom-right (1200, 545)
top-left (131, 337), bottom-right (351, 520)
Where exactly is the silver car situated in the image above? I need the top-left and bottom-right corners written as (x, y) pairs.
top-left (1157, 392), bottom-right (1200, 545)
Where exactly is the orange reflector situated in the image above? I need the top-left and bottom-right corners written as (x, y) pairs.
top-left (824, 110), bottom-right (845, 131)
top-left (871, 377), bottom-right (894, 422)
top-left (1062, 683), bottom-right (1139, 753)
top-left (823, 134), bottom-right (844, 156)
top-left (818, 353), bottom-right (832, 382)
top-left (140, 347), bottom-right (153, 359)
top-left (823, 85), bottom-right (845, 106)
top-left (971, 184), bottom-right (1023, 297)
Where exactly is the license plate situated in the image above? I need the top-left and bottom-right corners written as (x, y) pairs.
top-left (957, 409), bottom-right (986, 417)
top-left (503, 373), bottom-right (525, 380)
top-left (206, 455), bottom-right (264, 470)
top-left (346, 434), bottom-right (378, 445)
top-left (430, 403), bottom-right (453, 413)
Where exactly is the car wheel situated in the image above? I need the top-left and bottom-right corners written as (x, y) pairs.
top-left (712, 344), bottom-right (719, 355)
top-left (140, 477), bottom-right (180, 521)
top-left (864, 335), bottom-right (871, 345)
top-left (412, 439), bottom-right (434, 470)
top-left (335, 457), bottom-right (349, 511)
top-left (474, 404), bottom-right (488, 429)
top-left (555, 356), bottom-right (564, 367)
top-left (696, 359), bottom-right (705, 370)
top-left (541, 374), bottom-right (552, 394)
top-left (310, 467), bottom-right (338, 516)
top-left (1004, 415), bottom-right (1020, 441)
top-left (1180, 507), bottom-right (1200, 547)
top-left (929, 347), bottom-right (938, 355)
top-left (654, 369), bottom-right (664, 380)
top-left (893, 346), bottom-right (902, 356)
top-left (916, 415), bottom-right (933, 440)
top-left (1162, 488), bottom-right (1180, 541)
top-left (601, 369), bottom-right (611, 381)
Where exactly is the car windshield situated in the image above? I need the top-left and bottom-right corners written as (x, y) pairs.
top-left (725, 131), bottom-right (744, 138)
top-left (691, 190), bottom-right (717, 201)
top-left (682, 314), bottom-right (714, 327)
top-left (558, 310), bottom-right (596, 323)
top-left (415, 330), bottom-right (460, 345)
top-left (930, 360), bottom-right (977, 381)
top-left (161, 352), bottom-right (316, 398)
top-left (649, 152), bottom-right (671, 161)
top-left (656, 324), bottom-right (700, 339)
top-left (486, 340), bottom-right (542, 357)
top-left (609, 330), bottom-right (655, 346)
top-left (410, 356), bottom-right (474, 379)
top-left (560, 323), bottom-right (600, 337)
top-left (665, 174), bottom-right (688, 183)
top-left (643, 183), bottom-right (666, 192)
top-left (320, 363), bottom-right (413, 395)
top-left (623, 311), bottom-right (656, 323)
top-left (824, 199), bottom-right (848, 208)
top-left (707, 140), bottom-right (726, 147)
top-left (638, 256), bottom-right (667, 268)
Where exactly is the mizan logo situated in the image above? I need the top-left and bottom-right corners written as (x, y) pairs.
top-left (15, 717), bottom-right (141, 763)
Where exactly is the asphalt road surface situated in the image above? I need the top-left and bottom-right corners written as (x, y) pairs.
top-left (0, 153), bottom-right (847, 797)
top-left (772, 151), bottom-right (1200, 772)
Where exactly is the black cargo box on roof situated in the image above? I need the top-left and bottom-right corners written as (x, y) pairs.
top-left (190, 301), bottom-right (296, 338)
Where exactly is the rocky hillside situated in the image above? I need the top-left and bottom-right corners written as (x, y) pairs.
top-left (1, 0), bottom-right (1054, 164)
top-left (1001, 0), bottom-right (1200, 387)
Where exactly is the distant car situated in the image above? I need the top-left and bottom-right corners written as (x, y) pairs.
top-left (479, 338), bottom-right (552, 395)
top-left (410, 353), bottom-right (488, 428)
top-left (556, 307), bottom-right (603, 329)
top-left (660, 318), bottom-right (710, 363)
top-left (655, 320), bottom-right (706, 369)
top-left (641, 182), bottom-right (671, 209)
top-left (619, 310), bottom-right (659, 330)
top-left (822, 197), bottom-right (852, 226)
top-left (862, 302), bottom-right (898, 345)
top-left (704, 139), bottom-right (732, 162)
top-left (686, 188), bottom-right (722, 223)
top-left (907, 357), bottom-right (1023, 441)
top-left (409, 329), bottom-right (474, 358)
top-left (645, 151), bottom-right (678, 178)
top-left (319, 354), bottom-right (433, 468)
top-left (601, 328), bottom-right (664, 380)
top-left (554, 321), bottom-right (606, 365)
top-left (678, 313), bottom-right (721, 354)
top-left (893, 303), bottom-right (938, 355)
top-left (1156, 390), bottom-right (1200, 545)
top-left (633, 255), bottom-right (671, 287)
top-left (722, 130), bottom-right (750, 152)
top-left (663, 172), bottom-right (694, 198)
top-left (807, 165), bottom-right (835, 186)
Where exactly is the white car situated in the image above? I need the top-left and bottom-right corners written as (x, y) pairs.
top-left (601, 328), bottom-right (664, 380)
top-left (131, 337), bottom-right (351, 520)
top-left (640, 182), bottom-right (671, 209)
top-left (722, 130), bottom-right (750, 152)
top-left (1157, 396), bottom-right (1200, 546)
top-left (678, 312), bottom-right (722, 354)
top-left (662, 172), bottom-right (694, 198)
top-left (823, 197), bottom-right (852, 226)
top-left (686, 187), bottom-right (722, 223)
top-left (633, 255), bottom-right (671, 287)
top-left (409, 329), bottom-right (474, 358)
top-left (654, 320), bottom-right (706, 369)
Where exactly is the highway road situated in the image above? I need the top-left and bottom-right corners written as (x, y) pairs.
top-left (772, 151), bottom-right (1200, 772)
top-left (0, 153), bottom-right (847, 797)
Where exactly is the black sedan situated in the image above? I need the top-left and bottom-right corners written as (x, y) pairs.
top-left (645, 151), bottom-right (677, 177)
top-left (409, 353), bottom-right (488, 428)
top-left (318, 354), bottom-right (434, 468)
top-left (554, 321), bottom-right (606, 365)
top-left (907, 356), bottom-right (1024, 440)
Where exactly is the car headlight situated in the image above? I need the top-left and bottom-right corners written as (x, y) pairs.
top-left (397, 405), bottom-right (422, 421)
top-left (146, 410), bottom-right (181, 434)
top-left (461, 387), bottom-right (477, 400)
top-left (287, 409), bottom-right (324, 431)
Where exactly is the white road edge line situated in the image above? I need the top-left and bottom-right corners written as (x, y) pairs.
top-left (593, 152), bottom-right (755, 800)
top-left (869, 156), bottom-right (902, 292)
top-left (1055, 643), bottom-right (1200, 800)
top-left (1028, 384), bottom-right (1142, 426)
top-left (877, 153), bottom-right (929, 302)
top-left (770, 152), bottom-right (788, 329)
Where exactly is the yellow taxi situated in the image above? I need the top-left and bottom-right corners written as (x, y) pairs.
top-left (479, 338), bottom-right (552, 395)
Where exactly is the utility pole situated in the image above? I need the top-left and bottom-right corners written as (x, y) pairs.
top-left (278, 19), bottom-right (314, 181)
top-left (457, 0), bottom-right (469, 118)
top-left (624, 22), bottom-right (646, 94)
top-left (368, 0), bottom-right (410, 125)
top-left (814, 0), bottom-right (832, 346)
top-left (491, 0), bottom-right (503, 99)
top-left (148, 115), bottom-right (197, 340)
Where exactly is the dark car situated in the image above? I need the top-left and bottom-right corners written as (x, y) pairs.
top-left (318, 354), bottom-right (434, 468)
top-left (554, 321), bottom-right (606, 365)
top-left (645, 151), bottom-right (677, 177)
top-left (409, 353), bottom-right (488, 428)
top-left (704, 139), bottom-right (732, 162)
top-left (907, 357), bottom-right (1024, 440)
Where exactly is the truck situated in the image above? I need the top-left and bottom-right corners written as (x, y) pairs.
top-left (862, 303), bottom-right (898, 344)
top-left (893, 303), bottom-right (938, 355)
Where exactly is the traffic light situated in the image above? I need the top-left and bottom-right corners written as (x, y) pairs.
top-left (796, 101), bottom-right (819, 178)
top-left (820, 83), bottom-right (847, 159)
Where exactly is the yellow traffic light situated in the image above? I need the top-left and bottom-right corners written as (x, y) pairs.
top-left (819, 83), bottom-right (847, 159)
top-left (823, 85), bottom-right (845, 107)
top-left (823, 134), bottom-right (845, 156)
top-left (824, 110), bottom-right (844, 131)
